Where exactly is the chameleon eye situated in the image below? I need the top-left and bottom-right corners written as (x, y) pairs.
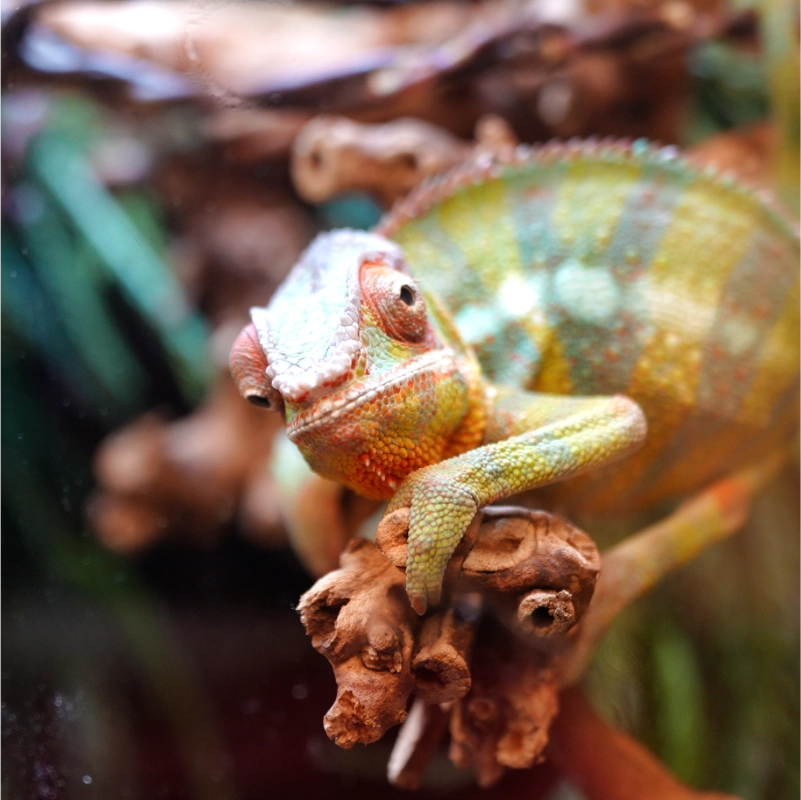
top-left (244, 385), bottom-right (284, 414)
top-left (399, 284), bottom-right (416, 306)
top-left (230, 323), bottom-right (285, 414)
top-left (361, 265), bottom-right (429, 344)
top-left (247, 394), bottom-right (275, 409)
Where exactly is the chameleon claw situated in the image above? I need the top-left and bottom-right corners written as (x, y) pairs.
top-left (407, 570), bottom-right (444, 615)
top-left (406, 572), bottom-right (435, 615)
top-left (403, 486), bottom-right (478, 615)
top-left (410, 594), bottom-right (428, 616)
top-left (408, 585), bottom-right (443, 616)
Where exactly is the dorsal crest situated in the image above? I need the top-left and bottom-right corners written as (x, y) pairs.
top-left (377, 138), bottom-right (799, 244)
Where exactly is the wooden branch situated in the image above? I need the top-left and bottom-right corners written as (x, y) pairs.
top-left (561, 449), bottom-right (789, 684)
top-left (303, 505), bottom-right (600, 788)
top-left (412, 596), bottom-right (481, 704)
top-left (291, 116), bottom-right (473, 207)
top-left (291, 113), bottom-right (521, 208)
top-left (300, 457), bottom-right (779, 792)
top-left (548, 687), bottom-right (742, 800)
top-left (89, 374), bottom-right (281, 551)
top-left (297, 538), bottom-right (419, 748)
top-left (377, 505), bottom-right (600, 648)
top-left (449, 624), bottom-right (560, 787)
top-left (462, 507), bottom-right (600, 644)
top-left (386, 698), bottom-right (450, 790)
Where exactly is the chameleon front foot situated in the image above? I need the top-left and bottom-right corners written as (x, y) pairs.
top-left (384, 476), bottom-right (480, 614)
top-left (405, 509), bottom-right (477, 614)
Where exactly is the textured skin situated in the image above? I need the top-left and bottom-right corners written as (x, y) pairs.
top-left (231, 140), bottom-right (800, 613)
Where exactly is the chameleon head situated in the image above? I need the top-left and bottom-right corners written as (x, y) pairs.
top-left (230, 229), bottom-right (479, 499)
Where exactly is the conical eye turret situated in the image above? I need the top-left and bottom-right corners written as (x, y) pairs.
top-left (229, 323), bottom-right (285, 414)
top-left (361, 263), bottom-right (429, 345)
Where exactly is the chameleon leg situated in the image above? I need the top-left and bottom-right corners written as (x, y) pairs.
top-left (560, 448), bottom-right (789, 685)
top-left (271, 432), bottom-right (382, 577)
top-left (388, 393), bottom-right (647, 613)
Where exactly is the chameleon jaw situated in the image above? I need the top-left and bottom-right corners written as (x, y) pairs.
top-left (286, 348), bottom-right (461, 440)
top-left (285, 347), bottom-right (469, 500)
top-left (358, 454), bottom-right (400, 492)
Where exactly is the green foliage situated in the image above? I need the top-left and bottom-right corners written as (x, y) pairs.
top-left (2, 92), bottom-right (213, 599)
top-left (686, 41), bottom-right (770, 144)
top-left (587, 473), bottom-right (800, 798)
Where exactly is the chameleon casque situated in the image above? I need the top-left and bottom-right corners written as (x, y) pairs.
top-left (230, 140), bottom-right (800, 614)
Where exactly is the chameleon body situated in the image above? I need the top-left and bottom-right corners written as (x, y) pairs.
top-left (230, 140), bottom-right (799, 614)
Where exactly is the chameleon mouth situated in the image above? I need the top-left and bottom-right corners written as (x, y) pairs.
top-left (286, 348), bottom-right (458, 441)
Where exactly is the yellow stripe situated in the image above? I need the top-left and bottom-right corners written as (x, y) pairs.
top-left (591, 182), bottom-right (758, 505)
top-left (739, 280), bottom-right (801, 425)
top-left (628, 183), bottom-right (757, 403)
top-left (434, 180), bottom-right (522, 292)
top-left (532, 334), bottom-right (574, 395)
top-left (549, 160), bottom-right (641, 259)
top-left (531, 159), bottom-right (640, 400)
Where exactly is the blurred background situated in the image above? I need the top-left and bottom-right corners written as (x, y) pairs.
top-left (1, 0), bottom-right (798, 798)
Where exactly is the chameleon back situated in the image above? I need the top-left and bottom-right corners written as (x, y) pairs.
top-left (379, 141), bottom-right (800, 520)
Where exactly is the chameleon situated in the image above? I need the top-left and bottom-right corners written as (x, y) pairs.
top-left (230, 139), bottom-right (799, 615)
